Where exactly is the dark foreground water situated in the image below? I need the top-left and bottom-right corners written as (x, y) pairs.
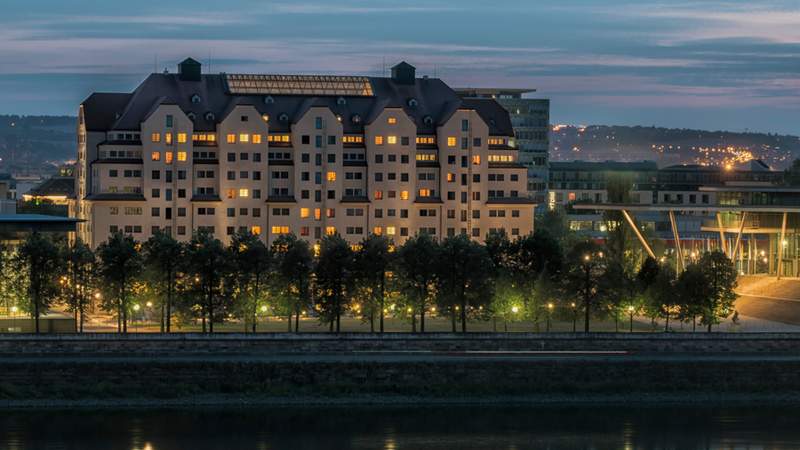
top-left (1, 405), bottom-right (799, 449)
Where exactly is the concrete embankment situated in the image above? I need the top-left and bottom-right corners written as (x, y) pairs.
top-left (2, 333), bottom-right (800, 405)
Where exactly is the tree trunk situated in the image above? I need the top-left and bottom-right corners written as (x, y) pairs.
top-left (692, 316), bottom-right (696, 332)
top-left (33, 293), bottom-right (40, 334)
top-left (412, 311), bottom-right (416, 333)
top-left (665, 313), bottom-right (670, 332)
top-left (460, 299), bottom-right (467, 333)
top-left (208, 288), bottom-right (214, 333)
top-left (370, 310), bottom-right (375, 333)
top-left (295, 310), bottom-right (300, 333)
top-left (583, 267), bottom-right (591, 333)
top-left (166, 276), bottom-right (172, 333)
top-left (419, 287), bottom-right (426, 333)
top-left (287, 312), bottom-right (292, 332)
top-left (379, 275), bottom-right (385, 333)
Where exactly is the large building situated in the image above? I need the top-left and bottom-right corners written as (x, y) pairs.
top-left (456, 88), bottom-right (550, 204)
top-left (73, 59), bottom-right (535, 248)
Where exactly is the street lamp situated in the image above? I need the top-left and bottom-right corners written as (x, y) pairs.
top-left (628, 305), bottom-right (635, 333)
top-left (133, 303), bottom-right (141, 332)
top-left (546, 303), bottom-right (554, 332)
top-left (570, 302), bottom-right (577, 332)
top-left (511, 305), bottom-right (519, 314)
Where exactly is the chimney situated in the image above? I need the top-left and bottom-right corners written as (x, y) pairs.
top-left (391, 61), bottom-right (416, 85)
top-left (178, 57), bottom-right (202, 81)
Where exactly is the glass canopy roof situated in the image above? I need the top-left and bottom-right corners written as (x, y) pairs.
top-left (226, 74), bottom-right (374, 96)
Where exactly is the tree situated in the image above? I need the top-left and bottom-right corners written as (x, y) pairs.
top-left (645, 263), bottom-right (678, 331)
top-left (97, 231), bottom-right (142, 333)
top-left (675, 264), bottom-right (709, 332)
top-left (436, 234), bottom-right (493, 332)
top-left (16, 232), bottom-right (62, 334)
top-left (61, 238), bottom-right (96, 332)
top-left (697, 251), bottom-right (738, 332)
top-left (142, 230), bottom-right (184, 332)
top-left (597, 259), bottom-right (636, 332)
top-left (510, 230), bottom-right (563, 331)
top-left (396, 233), bottom-right (439, 333)
top-left (185, 229), bottom-right (229, 333)
top-left (272, 234), bottom-right (313, 332)
top-left (354, 234), bottom-right (392, 332)
top-left (228, 231), bottom-right (271, 333)
top-left (314, 234), bottom-right (355, 333)
top-left (564, 240), bottom-right (607, 333)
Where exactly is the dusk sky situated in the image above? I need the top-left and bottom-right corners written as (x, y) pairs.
top-left (1, 0), bottom-right (798, 134)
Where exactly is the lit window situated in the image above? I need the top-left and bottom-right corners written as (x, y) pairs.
top-left (488, 154), bottom-right (514, 162)
top-left (151, 133), bottom-right (161, 143)
top-left (388, 117), bottom-right (397, 124)
top-left (314, 208), bottom-right (321, 220)
top-left (252, 134), bottom-right (262, 144)
top-left (262, 114), bottom-right (269, 122)
top-left (343, 136), bottom-right (364, 143)
top-left (177, 151), bottom-right (187, 162)
top-left (240, 134), bottom-right (250, 143)
top-left (227, 134), bottom-right (236, 144)
top-left (387, 136), bottom-right (397, 145)
top-left (447, 173), bottom-right (455, 182)
top-left (472, 155), bottom-right (481, 165)
top-left (416, 136), bottom-right (435, 144)
top-left (227, 189), bottom-right (236, 199)
top-left (488, 138), bottom-right (505, 146)
top-left (386, 226), bottom-right (396, 236)
top-left (271, 226), bottom-right (289, 235)
top-left (568, 192), bottom-right (576, 201)
top-left (374, 190), bottom-right (383, 200)
top-left (177, 133), bottom-right (187, 144)
top-left (151, 152), bottom-right (161, 161)
top-left (239, 188), bottom-right (249, 198)
top-left (327, 171), bottom-right (337, 181)
top-left (419, 189), bottom-right (431, 197)
top-left (325, 226), bottom-right (336, 236)
top-left (400, 191), bottom-right (409, 200)
top-left (373, 226), bottom-right (383, 235)
top-left (447, 137), bottom-right (456, 147)
top-left (416, 154), bottom-right (436, 161)
top-left (251, 226), bottom-right (261, 235)
top-left (165, 133), bottom-right (173, 145)
top-left (375, 136), bottom-right (384, 145)
top-left (300, 208), bottom-right (310, 218)
top-left (165, 152), bottom-right (174, 164)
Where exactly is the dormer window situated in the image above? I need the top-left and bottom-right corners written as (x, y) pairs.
top-left (407, 98), bottom-right (418, 108)
top-left (204, 112), bottom-right (215, 121)
top-left (278, 113), bottom-right (289, 122)
top-left (187, 112), bottom-right (197, 121)
top-left (337, 97), bottom-right (347, 105)
top-left (351, 114), bottom-right (362, 124)
top-left (191, 94), bottom-right (202, 104)
top-left (423, 115), bottom-right (433, 125)
top-left (264, 96), bottom-right (275, 104)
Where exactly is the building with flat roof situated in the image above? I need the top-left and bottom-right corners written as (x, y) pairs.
top-left (73, 59), bottom-right (535, 248)
top-left (456, 88), bottom-right (550, 204)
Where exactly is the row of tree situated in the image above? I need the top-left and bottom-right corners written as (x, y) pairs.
top-left (4, 227), bottom-right (737, 334)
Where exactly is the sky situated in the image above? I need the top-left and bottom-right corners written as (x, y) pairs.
top-left (0, 0), bottom-right (798, 134)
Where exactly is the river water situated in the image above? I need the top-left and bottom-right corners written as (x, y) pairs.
top-left (1, 405), bottom-right (798, 449)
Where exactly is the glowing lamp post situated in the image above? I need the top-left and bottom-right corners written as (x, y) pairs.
top-left (628, 305), bottom-right (635, 333)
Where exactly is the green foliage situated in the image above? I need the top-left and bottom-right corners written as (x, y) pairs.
top-left (60, 238), bottom-right (97, 332)
top-left (696, 251), bottom-right (738, 331)
top-left (271, 233), bottom-right (313, 332)
top-left (97, 231), bottom-right (142, 333)
top-left (227, 231), bottom-right (271, 333)
top-left (353, 234), bottom-right (393, 332)
top-left (435, 234), bottom-right (493, 332)
top-left (185, 229), bottom-right (229, 333)
top-left (314, 234), bottom-right (355, 332)
top-left (142, 230), bottom-right (184, 332)
top-left (16, 232), bottom-right (63, 333)
top-left (564, 240), bottom-right (608, 332)
top-left (396, 233), bottom-right (439, 332)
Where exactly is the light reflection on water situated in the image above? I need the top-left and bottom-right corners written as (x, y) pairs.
top-left (1, 405), bottom-right (799, 450)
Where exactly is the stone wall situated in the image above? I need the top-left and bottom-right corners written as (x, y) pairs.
top-left (1, 332), bottom-right (800, 355)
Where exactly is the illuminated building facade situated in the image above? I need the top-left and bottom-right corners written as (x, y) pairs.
top-left (456, 88), bottom-right (550, 204)
top-left (73, 59), bottom-right (535, 248)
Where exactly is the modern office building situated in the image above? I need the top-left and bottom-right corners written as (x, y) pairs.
top-left (73, 58), bottom-right (535, 248)
top-left (456, 88), bottom-right (550, 204)
top-left (552, 159), bottom-right (798, 278)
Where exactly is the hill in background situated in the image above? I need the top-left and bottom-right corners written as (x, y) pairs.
top-left (2, 116), bottom-right (799, 174)
top-left (550, 125), bottom-right (800, 169)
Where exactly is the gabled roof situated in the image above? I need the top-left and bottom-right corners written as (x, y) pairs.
top-left (82, 62), bottom-right (515, 136)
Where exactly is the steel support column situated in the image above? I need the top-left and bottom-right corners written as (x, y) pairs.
top-left (716, 212), bottom-right (728, 256)
top-left (731, 212), bottom-right (747, 261)
top-left (668, 210), bottom-right (683, 272)
top-left (621, 209), bottom-right (656, 259)
top-left (778, 212), bottom-right (788, 280)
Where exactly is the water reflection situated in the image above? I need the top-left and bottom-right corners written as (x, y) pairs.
top-left (1, 405), bottom-right (799, 449)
